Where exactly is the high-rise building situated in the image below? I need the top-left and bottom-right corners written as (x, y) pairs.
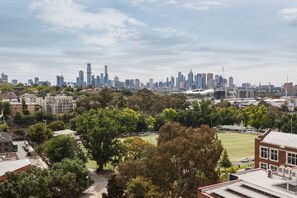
top-left (135, 79), bottom-right (140, 89)
top-left (56, 75), bottom-right (64, 87)
top-left (0, 73), bottom-right (8, 83)
top-left (87, 63), bottom-right (92, 86)
top-left (96, 76), bottom-right (100, 87)
top-left (170, 76), bottom-right (175, 89)
top-left (207, 73), bottom-right (213, 87)
top-left (34, 77), bottom-right (39, 85)
top-left (188, 69), bottom-right (193, 89)
top-left (149, 79), bottom-right (154, 89)
top-left (202, 73), bottom-right (207, 89)
top-left (104, 65), bottom-right (109, 84)
top-left (197, 74), bottom-right (203, 89)
top-left (11, 79), bottom-right (18, 86)
top-left (28, 79), bottom-right (33, 86)
top-left (229, 76), bottom-right (234, 88)
top-left (78, 70), bottom-right (84, 87)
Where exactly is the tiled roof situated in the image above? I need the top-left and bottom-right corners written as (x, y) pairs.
top-left (0, 132), bottom-right (12, 142)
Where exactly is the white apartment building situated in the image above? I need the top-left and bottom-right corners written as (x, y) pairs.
top-left (38, 95), bottom-right (76, 114)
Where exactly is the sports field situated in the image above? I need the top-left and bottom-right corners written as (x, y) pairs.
top-left (125, 132), bottom-right (257, 161)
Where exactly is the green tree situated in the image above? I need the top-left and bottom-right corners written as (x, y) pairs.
top-left (242, 105), bottom-right (267, 131)
top-left (50, 158), bottom-right (93, 197)
top-left (127, 176), bottom-right (161, 198)
top-left (43, 135), bottom-right (86, 164)
top-left (2, 101), bottom-right (10, 120)
top-left (124, 137), bottom-right (154, 160)
top-left (75, 109), bottom-right (125, 171)
top-left (47, 120), bottom-right (67, 131)
top-left (219, 149), bottom-right (232, 173)
top-left (26, 123), bottom-right (53, 145)
top-left (119, 108), bottom-right (140, 133)
top-left (161, 108), bottom-right (178, 122)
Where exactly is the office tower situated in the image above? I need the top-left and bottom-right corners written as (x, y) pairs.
top-left (197, 74), bottom-right (203, 89)
top-left (170, 76), bottom-right (175, 89)
top-left (188, 69), bottom-right (193, 89)
top-left (215, 75), bottom-right (219, 85)
top-left (78, 70), bottom-right (84, 87)
top-left (96, 75), bottom-right (100, 87)
top-left (202, 73), bottom-right (207, 89)
top-left (1, 73), bottom-right (8, 83)
top-left (34, 77), bottom-right (39, 85)
top-left (100, 73), bottom-right (104, 85)
top-left (135, 79), bottom-right (140, 89)
top-left (28, 79), bottom-right (33, 86)
top-left (56, 75), bottom-right (64, 87)
top-left (11, 79), bottom-right (18, 86)
top-left (207, 73), bottom-right (213, 86)
top-left (177, 72), bottom-right (182, 88)
top-left (149, 79), bottom-right (154, 89)
top-left (87, 63), bottom-right (92, 86)
top-left (229, 76), bottom-right (234, 87)
top-left (91, 75), bottom-right (95, 86)
top-left (104, 65), bottom-right (108, 84)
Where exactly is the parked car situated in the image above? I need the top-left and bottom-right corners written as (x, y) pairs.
top-left (240, 158), bottom-right (249, 163)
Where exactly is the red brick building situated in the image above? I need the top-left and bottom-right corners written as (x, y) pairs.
top-left (255, 129), bottom-right (297, 171)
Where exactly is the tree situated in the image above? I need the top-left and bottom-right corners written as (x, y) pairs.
top-left (43, 135), bottom-right (86, 164)
top-left (161, 108), bottom-right (178, 122)
top-left (50, 158), bottom-right (93, 197)
top-left (242, 105), bottom-right (267, 131)
top-left (26, 123), bottom-right (53, 145)
top-left (151, 123), bottom-right (223, 197)
top-left (47, 120), bottom-right (67, 131)
top-left (2, 101), bottom-right (10, 120)
top-left (118, 108), bottom-right (140, 133)
top-left (75, 109), bottom-right (126, 171)
top-left (219, 149), bottom-right (232, 173)
top-left (123, 137), bottom-right (154, 160)
top-left (102, 174), bottom-right (126, 198)
top-left (127, 177), bottom-right (161, 198)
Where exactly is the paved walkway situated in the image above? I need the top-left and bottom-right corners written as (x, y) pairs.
top-left (80, 169), bottom-right (110, 198)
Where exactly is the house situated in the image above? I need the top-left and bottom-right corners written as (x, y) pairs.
top-left (0, 132), bottom-right (13, 153)
top-left (53, 129), bottom-right (79, 140)
top-left (0, 159), bottom-right (31, 181)
top-left (198, 168), bottom-right (297, 198)
top-left (255, 129), bottom-right (297, 171)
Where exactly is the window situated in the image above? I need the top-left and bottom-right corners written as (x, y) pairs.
top-left (287, 152), bottom-right (297, 166)
top-left (270, 149), bottom-right (278, 161)
top-left (260, 147), bottom-right (268, 159)
top-left (270, 165), bottom-right (278, 171)
top-left (260, 162), bottom-right (268, 170)
top-left (4, 142), bottom-right (8, 146)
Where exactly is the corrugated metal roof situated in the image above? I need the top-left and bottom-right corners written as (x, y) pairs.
top-left (0, 159), bottom-right (31, 176)
top-left (262, 132), bottom-right (297, 148)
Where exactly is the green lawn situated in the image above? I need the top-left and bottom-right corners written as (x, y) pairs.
top-left (216, 132), bottom-right (257, 161)
top-left (86, 132), bottom-right (258, 169)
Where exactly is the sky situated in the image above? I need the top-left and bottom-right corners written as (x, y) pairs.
top-left (1, 0), bottom-right (297, 86)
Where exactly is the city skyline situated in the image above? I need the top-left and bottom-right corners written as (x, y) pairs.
top-left (1, 0), bottom-right (297, 86)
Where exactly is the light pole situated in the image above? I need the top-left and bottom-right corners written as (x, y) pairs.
top-left (86, 175), bottom-right (89, 193)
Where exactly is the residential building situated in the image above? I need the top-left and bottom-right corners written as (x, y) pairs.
top-left (87, 63), bottom-right (92, 86)
top-left (8, 99), bottom-right (22, 116)
top-left (198, 168), bottom-right (297, 198)
top-left (0, 132), bottom-right (13, 153)
top-left (255, 129), bottom-right (297, 171)
top-left (38, 95), bottom-right (76, 114)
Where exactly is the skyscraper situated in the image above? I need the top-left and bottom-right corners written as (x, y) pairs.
top-left (56, 75), bottom-right (64, 87)
top-left (34, 77), bottom-right (39, 85)
top-left (188, 69), bottom-right (193, 89)
top-left (78, 70), bottom-right (84, 87)
top-left (229, 76), bottom-right (234, 88)
top-left (104, 65), bottom-right (108, 84)
top-left (87, 63), bottom-right (92, 86)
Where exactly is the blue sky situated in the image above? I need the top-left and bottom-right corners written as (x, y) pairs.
top-left (1, 0), bottom-right (297, 86)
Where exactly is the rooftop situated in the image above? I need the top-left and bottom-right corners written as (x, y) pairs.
top-left (262, 132), bottom-right (297, 149)
top-left (0, 132), bottom-right (12, 142)
top-left (0, 159), bottom-right (31, 177)
top-left (53, 129), bottom-right (77, 137)
top-left (201, 169), bottom-right (297, 198)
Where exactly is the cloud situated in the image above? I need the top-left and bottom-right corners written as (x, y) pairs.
top-left (165, 0), bottom-right (227, 11)
top-left (29, 0), bottom-right (146, 48)
top-left (279, 8), bottom-right (297, 25)
top-left (153, 27), bottom-right (187, 37)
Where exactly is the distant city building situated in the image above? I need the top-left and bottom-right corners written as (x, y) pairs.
top-left (229, 76), bottom-right (234, 88)
top-left (11, 79), bottom-right (18, 86)
top-left (34, 77), bottom-right (39, 85)
top-left (0, 73), bottom-right (8, 83)
top-left (149, 79), bottom-right (154, 89)
top-left (86, 63), bottom-right (92, 86)
top-left (104, 65), bottom-right (109, 84)
top-left (28, 79), bottom-right (33, 86)
top-left (77, 70), bottom-right (85, 87)
top-left (56, 75), bottom-right (64, 87)
top-left (188, 69), bottom-right (193, 89)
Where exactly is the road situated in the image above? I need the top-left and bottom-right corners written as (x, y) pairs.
top-left (80, 169), bottom-right (110, 198)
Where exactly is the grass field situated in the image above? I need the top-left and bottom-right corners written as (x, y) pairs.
top-left (86, 132), bottom-right (258, 169)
